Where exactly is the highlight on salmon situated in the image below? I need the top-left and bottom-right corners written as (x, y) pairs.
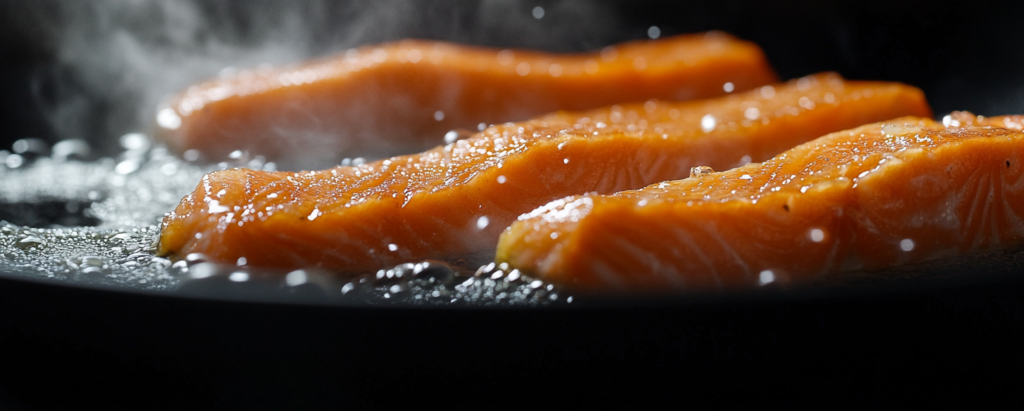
top-left (157, 73), bottom-right (931, 274)
top-left (153, 32), bottom-right (778, 169)
top-left (496, 115), bottom-right (1024, 291)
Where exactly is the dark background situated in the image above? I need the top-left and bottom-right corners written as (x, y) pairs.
top-left (3, 0), bottom-right (1023, 153)
top-left (2, 0), bottom-right (1024, 409)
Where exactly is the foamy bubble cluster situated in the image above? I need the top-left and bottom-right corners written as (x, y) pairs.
top-left (0, 136), bottom-right (567, 305)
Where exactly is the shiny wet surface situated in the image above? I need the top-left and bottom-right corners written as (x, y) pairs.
top-left (0, 136), bottom-right (570, 306)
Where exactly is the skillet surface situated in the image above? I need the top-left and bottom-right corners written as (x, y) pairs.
top-left (2, 0), bottom-right (1023, 408)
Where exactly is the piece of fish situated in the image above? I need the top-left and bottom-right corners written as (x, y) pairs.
top-left (158, 74), bottom-right (931, 273)
top-left (154, 33), bottom-right (778, 168)
top-left (496, 115), bottom-right (1024, 290)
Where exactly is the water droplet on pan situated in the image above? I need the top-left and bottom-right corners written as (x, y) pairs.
top-left (648, 26), bottom-right (661, 39)
top-left (532, 6), bottom-right (544, 19)
top-left (701, 114), bottom-right (717, 132)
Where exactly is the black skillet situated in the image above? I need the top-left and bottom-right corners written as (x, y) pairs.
top-left (2, 0), bottom-right (1023, 408)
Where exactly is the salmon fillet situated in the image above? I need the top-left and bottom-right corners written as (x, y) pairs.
top-left (157, 73), bottom-right (931, 273)
top-left (154, 32), bottom-right (778, 168)
top-left (945, 110), bottom-right (1024, 130)
top-left (496, 115), bottom-right (1024, 290)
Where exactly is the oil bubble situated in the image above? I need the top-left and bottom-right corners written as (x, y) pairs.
top-left (900, 239), bottom-right (915, 251)
top-left (228, 271), bottom-right (249, 282)
top-left (809, 229), bottom-right (825, 243)
top-left (701, 114), bottom-right (717, 132)
top-left (647, 26), bottom-right (661, 39)
top-left (689, 166), bottom-right (715, 178)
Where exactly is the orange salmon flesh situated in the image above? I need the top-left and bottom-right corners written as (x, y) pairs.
top-left (154, 33), bottom-right (778, 168)
top-left (158, 74), bottom-right (931, 273)
top-left (496, 115), bottom-right (1024, 290)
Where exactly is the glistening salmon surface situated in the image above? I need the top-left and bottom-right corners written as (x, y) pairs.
top-left (155, 32), bottom-right (778, 169)
top-left (497, 115), bottom-right (1024, 290)
top-left (158, 73), bottom-right (931, 274)
top-left (0, 137), bottom-right (566, 305)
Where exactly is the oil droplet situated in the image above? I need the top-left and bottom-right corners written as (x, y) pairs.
top-left (185, 253), bottom-right (207, 263)
top-left (15, 236), bottom-right (44, 249)
top-left (5, 154), bottom-right (24, 168)
top-left (497, 175), bottom-right (507, 184)
top-left (799, 96), bottom-right (816, 110)
top-left (760, 85), bottom-right (776, 99)
top-left (900, 238), bottom-right (915, 251)
top-left (497, 49), bottom-right (514, 65)
top-left (407, 49), bottom-right (422, 63)
top-left (444, 130), bottom-right (459, 144)
top-left (516, 62), bottom-right (531, 76)
top-left (120, 133), bottom-right (149, 150)
top-left (388, 243), bottom-right (398, 252)
top-left (160, 162), bottom-right (179, 175)
top-left (744, 107), bottom-right (760, 120)
top-left (632, 57), bottom-right (647, 71)
top-left (689, 166), bottom-right (714, 178)
top-left (207, 200), bottom-right (229, 213)
top-left (701, 114), bottom-right (716, 132)
top-left (189, 263), bottom-right (217, 279)
top-left (647, 26), bottom-right (661, 39)
top-left (434, 111), bottom-right (445, 121)
top-left (532, 6), bottom-right (544, 19)
top-left (477, 123), bottom-right (487, 131)
top-left (723, 82), bottom-right (735, 93)
top-left (600, 46), bottom-right (618, 62)
top-left (114, 159), bottom-right (144, 176)
top-left (156, 108), bottom-right (181, 130)
top-left (809, 228), bottom-right (825, 242)
top-left (285, 270), bottom-right (308, 286)
top-left (548, 64), bottom-right (562, 77)
top-left (759, 269), bottom-right (775, 285)
top-left (942, 115), bottom-right (960, 128)
top-left (237, 257), bottom-right (247, 266)
top-left (563, 158), bottom-right (569, 164)
top-left (476, 216), bottom-right (490, 230)
top-left (228, 271), bottom-right (249, 282)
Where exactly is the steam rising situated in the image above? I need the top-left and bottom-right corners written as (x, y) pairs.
top-left (27, 0), bottom-right (623, 156)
